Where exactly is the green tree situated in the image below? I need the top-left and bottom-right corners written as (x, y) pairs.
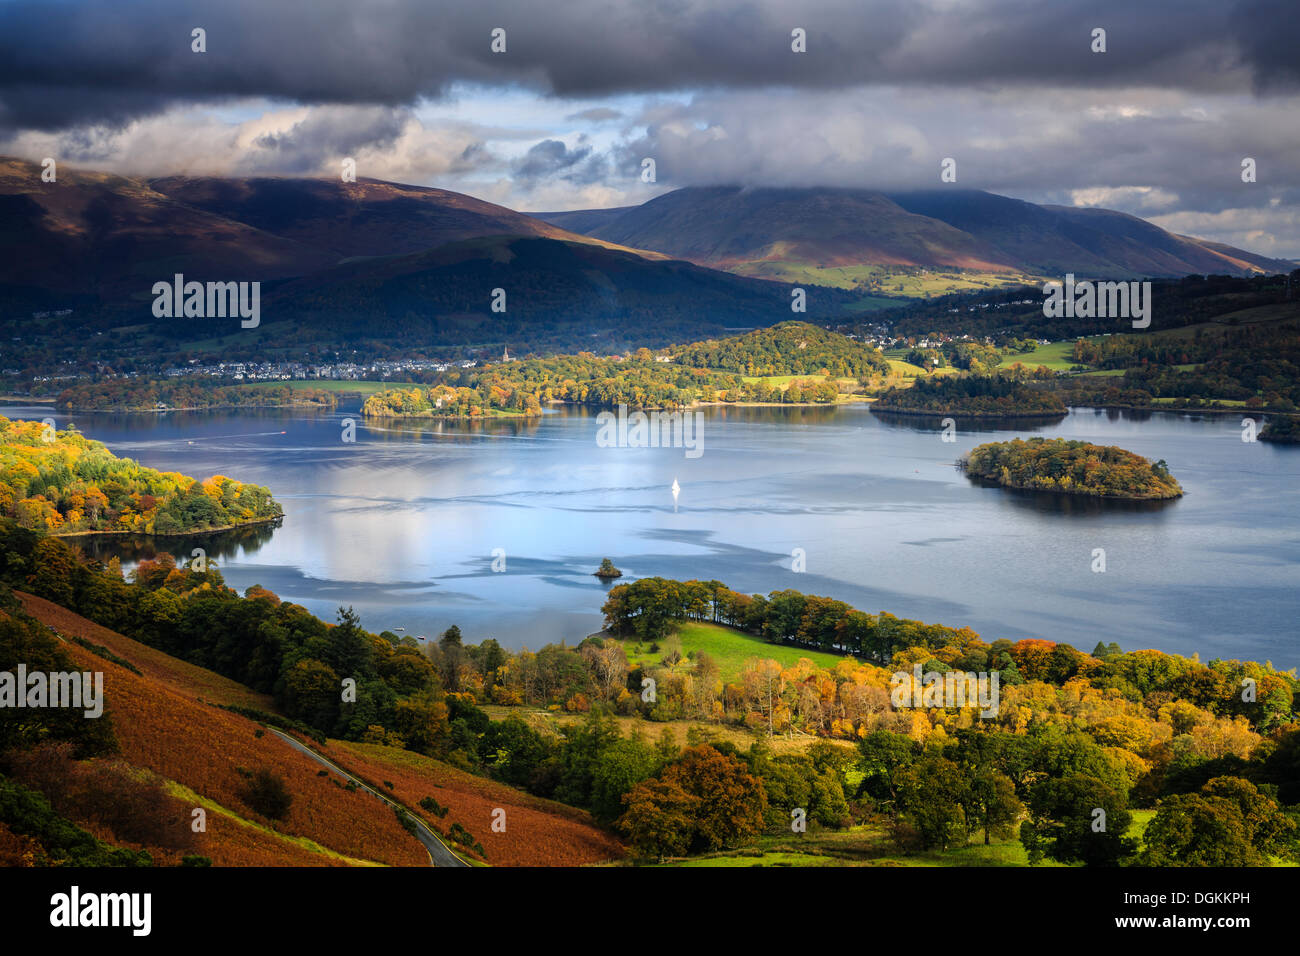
top-left (590, 737), bottom-right (660, 824)
top-left (1141, 777), bottom-right (1296, 866)
top-left (1020, 774), bottom-right (1135, 866)
top-left (895, 752), bottom-right (970, 850)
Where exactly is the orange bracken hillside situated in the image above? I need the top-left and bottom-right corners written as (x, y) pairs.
top-left (16, 590), bottom-right (626, 867)
top-left (16, 594), bottom-right (428, 867)
top-left (17, 591), bottom-right (272, 710)
top-left (324, 740), bottom-right (626, 867)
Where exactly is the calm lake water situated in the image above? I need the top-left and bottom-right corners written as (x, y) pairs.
top-left (6, 401), bottom-right (1298, 668)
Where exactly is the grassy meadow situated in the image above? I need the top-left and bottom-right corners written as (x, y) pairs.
top-left (619, 621), bottom-right (849, 683)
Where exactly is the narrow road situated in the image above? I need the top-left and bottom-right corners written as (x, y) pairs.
top-left (268, 728), bottom-right (468, 868)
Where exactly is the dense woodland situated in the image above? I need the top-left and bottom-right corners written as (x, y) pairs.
top-left (56, 380), bottom-right (338, 413)
top-left (0, 418), bottom-right (281, 534)
top-left (1261, 416), bottom-right (1299, 443)
top-left (1, 527), bottom-right (1295, 865)
top-left (1058, 322), bottom-right (1300, 412)
top-left (669, 322), bottom-right (889, 377)
top-left (873, 374), bottom-right (1066, 416)
top-left (961, 438), bottom-right (1184, 499)
top-left (877, 272), bottom-right (1299, 340)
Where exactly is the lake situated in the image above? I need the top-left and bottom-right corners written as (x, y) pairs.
top-left (6, 401), bottom-right (1298, 668)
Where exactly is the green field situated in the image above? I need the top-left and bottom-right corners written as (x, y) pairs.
top-left (1150, 397), bottom-right (1248, 407)
top-left (740, 373), bottom-right (860, 390)
top-left (740, 373), bottom-right (839, 388)
top-left (619, 622), bottom-right (849, 683)
top-left (1077, 362), bottom-right (1204, 379)
top-left (727, 261), bottom-right (1041, 297)
top-left (885, 358), bottom-right (928, 377)
top-left (997, 339), bottom-right (1092, 371)
top-left (848, 295), bottom-right (907, 312)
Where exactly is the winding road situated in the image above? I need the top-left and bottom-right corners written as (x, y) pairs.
top-left (268, 728), bottom-right (468, 868)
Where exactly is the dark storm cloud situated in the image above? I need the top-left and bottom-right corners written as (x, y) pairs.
top-left (512, 138), bottom-right (605, 186)
top-left (566, 107), bottom-right (624, 122)
top-left (247, 106), bottom-right (409, 173)
top-left (1, 0), bottom-right (1296, 132)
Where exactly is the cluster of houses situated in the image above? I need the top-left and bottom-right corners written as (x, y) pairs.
top-left (160, 357), bottom-right (479, 381)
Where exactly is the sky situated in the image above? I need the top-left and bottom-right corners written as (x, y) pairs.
top-left (1, 0), bottom-right (1297, 256)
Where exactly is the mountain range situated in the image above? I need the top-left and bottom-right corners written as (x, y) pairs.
top-left (0, 156), bottom-right (1293, 356)
top-left (538, 186), bottom-right (1294, 284)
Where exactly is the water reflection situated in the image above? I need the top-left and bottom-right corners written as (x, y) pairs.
top-left (369, 414), bottom-right (545, 443)
top-left (962, 477), bottom-right (1181, 516)
top-left (868, 409), bottom-right (1068, 433)
top-left (71, 519), bottom-right (281, 566)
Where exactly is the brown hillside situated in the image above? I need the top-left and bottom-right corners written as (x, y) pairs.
top-left (15, 593), bottom-right (428, 866)
top-left (17, 591), bottom-right (272, 711)
top-left (324, 740), bottom-right (626, 867)
top-left (13, 590), bottom-right (624, 867)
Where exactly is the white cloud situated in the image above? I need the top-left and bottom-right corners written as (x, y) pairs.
top-left (1070, 186), bottom-right (1181, 211)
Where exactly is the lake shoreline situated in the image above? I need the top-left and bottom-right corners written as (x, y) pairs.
top-left (53, 515), bottom-right (284, 539)
top-left (871, 405), bottom-right (1064, 419)
top-left (363, 395), bottom-right (865, 421)
top-left (56, 401), bottom-right (335, 413)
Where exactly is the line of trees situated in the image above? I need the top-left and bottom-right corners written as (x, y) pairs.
top-left (873, 373), bottom-right (1066, 416)
top-left (57, 380), bottom-right (338, 412)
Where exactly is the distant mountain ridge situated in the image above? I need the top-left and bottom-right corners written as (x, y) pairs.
top-left (0, 157), bottom-right (855, 355)
top-left (538, 186), bottom-right (1294, 281)
top-left (1, 156), bottom-right (1292, 359)
top-left (0, 157), bottom-right (663, 298)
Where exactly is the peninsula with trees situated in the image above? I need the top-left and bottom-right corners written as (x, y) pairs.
top-left (0, 416), bottom-right (282, 534)
top-left (361, 322), bottom-right (885, 419)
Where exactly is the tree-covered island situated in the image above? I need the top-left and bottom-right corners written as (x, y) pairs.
top-left (960, 437), bottom-right (1183, 500)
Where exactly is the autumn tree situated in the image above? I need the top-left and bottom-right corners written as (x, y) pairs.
top-left (618, 779), bottom-right (697, 859)
top-left (618, 745), bottom-right (767, 857)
